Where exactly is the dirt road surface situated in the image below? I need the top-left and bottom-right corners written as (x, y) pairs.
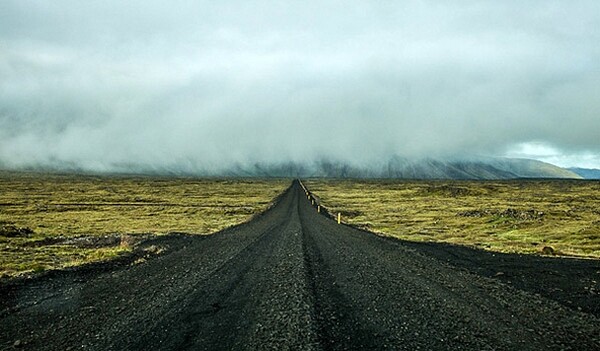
top-left (1, 181), bottom-right (599, 350)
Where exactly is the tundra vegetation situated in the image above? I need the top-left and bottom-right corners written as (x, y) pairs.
top-left (0, 171), bottom-right (287, 277)
top-left (305, 179), bottom-right (600, 258)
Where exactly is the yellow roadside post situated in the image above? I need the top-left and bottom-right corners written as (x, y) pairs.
top-left (317, 205), bottom-right (320, 213)
top-left (311, 199), bottom-right (314, 205)
top-left (337, 213), bottom-right (341, 224)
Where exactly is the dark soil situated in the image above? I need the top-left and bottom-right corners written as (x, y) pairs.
top-left (0, 223), bottom-right (34, 238)
top-left (1, 181), bottom-right (599, 350)
top-left (399, 240), bottom-right (600, 317)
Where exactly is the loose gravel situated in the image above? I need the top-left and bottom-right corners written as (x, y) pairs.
top-left (1, 181), bottom-right (599, 350)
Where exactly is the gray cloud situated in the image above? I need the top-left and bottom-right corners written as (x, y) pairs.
top-left (1, 0), bottom-right (599, 172)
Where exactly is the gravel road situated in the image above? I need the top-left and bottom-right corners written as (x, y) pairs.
top-left (1, 180), bottom-right (599, 350)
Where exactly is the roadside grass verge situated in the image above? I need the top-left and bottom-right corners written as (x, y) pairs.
top-left (305, 179), bottom-right (600, 258)
top-left (0, 171), bottom-right (288, 277)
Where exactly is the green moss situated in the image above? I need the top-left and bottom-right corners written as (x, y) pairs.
top-left (0, 171), bottom-right (288, 277)
top-left (307, 179), bottom-right (600, 259)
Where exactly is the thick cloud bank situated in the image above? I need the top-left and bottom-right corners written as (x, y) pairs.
top-left (1, 1), bottom-right (599, 173)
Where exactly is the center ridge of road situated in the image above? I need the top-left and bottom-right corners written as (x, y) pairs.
top-left (1, 180), bottom-right (599, 350)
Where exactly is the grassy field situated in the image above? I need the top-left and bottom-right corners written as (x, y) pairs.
top-left (0, 171), bottom-right (288, 277)
top-left (305, 179), bottom-right (600, 258)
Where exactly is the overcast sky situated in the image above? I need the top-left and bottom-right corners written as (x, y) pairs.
top-left (1, 0), bottom-right (599, 173)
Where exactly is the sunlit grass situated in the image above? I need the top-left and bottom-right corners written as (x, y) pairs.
top-left (0, 239), bottom-right (129, 276)
top-left (0, 171), bottom-right (288, 277)
top-left (306, 179), bottom-right (600, 258)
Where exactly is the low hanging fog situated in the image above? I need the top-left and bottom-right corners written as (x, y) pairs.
top-left (1, 1), bottom-right (599, 174)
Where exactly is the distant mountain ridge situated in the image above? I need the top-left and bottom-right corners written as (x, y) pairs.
top-left (224, 157), bottom-right (581, 179)
top-left (567, 167), bottom-right (600, 179)
top-left (1, 157), bottom-right (583, 179)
